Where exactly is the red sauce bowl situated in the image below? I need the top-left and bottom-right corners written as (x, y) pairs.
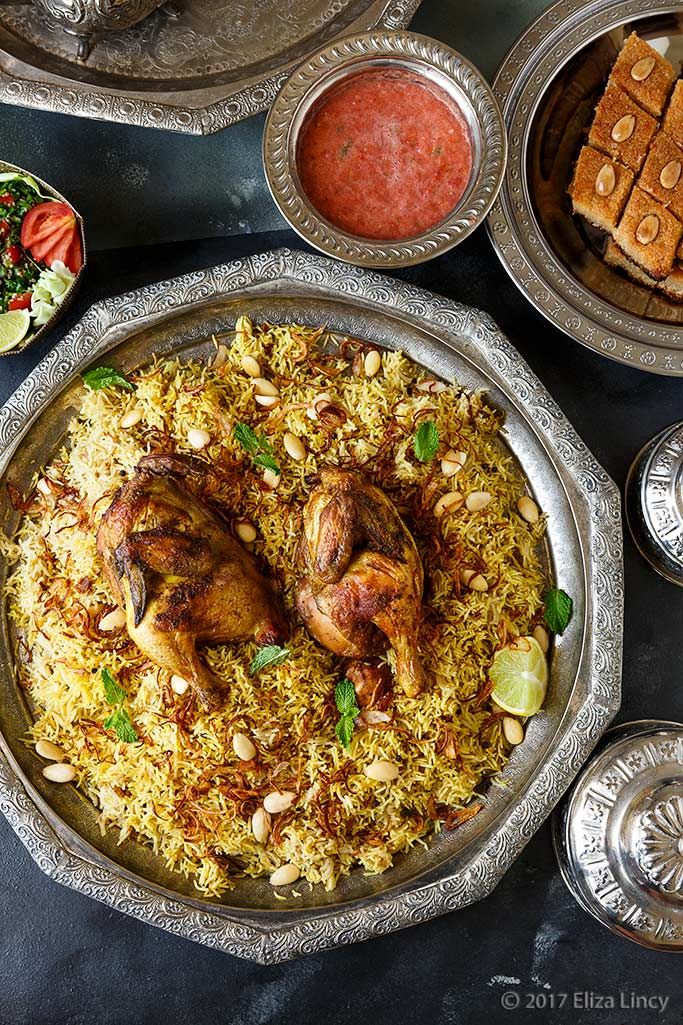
top-left (263, 31), bottom-right (507, 268)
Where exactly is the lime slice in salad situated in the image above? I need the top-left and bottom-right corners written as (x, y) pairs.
top-left (0, 309), bottom-right (31, 353)
top-left (489, 636), bottom-right (548, 717)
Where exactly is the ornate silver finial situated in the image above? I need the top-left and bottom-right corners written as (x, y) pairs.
top-left (637, 796), bottom-right (683, 894)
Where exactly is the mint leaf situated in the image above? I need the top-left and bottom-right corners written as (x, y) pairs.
top-left (249, 644), bottom-right (290, 675)
top-left (82, 367), bottom-right (133, 392)
top-left (104, 707), bottom-right (138, 744)
top-left (101, 668), bottom-right (126, 706)
top-left (414, 420), bottom-right (439, 462)
top-left (234, 422), bottom-right (260, 455)
top-left (253, 452), bottom-right (280, 474)
top-left (544, 588), bottom-right (573, 634)
top-left (336, 716), bottom-right (355, 751)
top-left (234, 423), bottom-right (280, 475)
top-left (335, 678), bottom-right (358, 716)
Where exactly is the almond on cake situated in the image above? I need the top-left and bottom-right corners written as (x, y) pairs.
top-left (588, 83), bottom-right (659, 172)
top-left (569, 145), bottom-right (635, 230)
top-left (614, 186), bottom-right (683, 279)
top-left (609, 32), bottom-right (677, 117)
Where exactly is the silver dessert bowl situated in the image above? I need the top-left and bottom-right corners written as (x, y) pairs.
top-left (263, 31), bottom-right (507, 269)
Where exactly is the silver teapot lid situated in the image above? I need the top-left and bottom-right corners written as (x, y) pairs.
top-left (553, 720), bottom-right (683, 951)
top-left (626, 421), bottom-right (683, 586)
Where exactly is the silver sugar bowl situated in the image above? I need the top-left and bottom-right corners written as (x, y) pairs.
top-left (9, 0), bottom-right (175, 61)
top-left (553, 721), bottom-right (683, 951)
top-left (626, 421), bottom-right (683, 586)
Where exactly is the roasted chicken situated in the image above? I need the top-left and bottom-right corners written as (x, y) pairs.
top-left (97, 453), bottom-right (286, 709)
top-left (296, 468), bottom-right (427, 696)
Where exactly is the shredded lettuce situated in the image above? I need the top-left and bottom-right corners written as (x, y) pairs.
top-left (0, 171), bottom-right (45, 196)
top-left (30, 261), bottom-right (75, 326)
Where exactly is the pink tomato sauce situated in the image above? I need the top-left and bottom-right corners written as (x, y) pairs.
top-left (296, 69), bottom-right (473, 241)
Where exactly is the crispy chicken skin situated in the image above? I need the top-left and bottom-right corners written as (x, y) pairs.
top-left (296, 468), bottom-right (427, 696)
top-left (96, 453), bottom-right (286, 709)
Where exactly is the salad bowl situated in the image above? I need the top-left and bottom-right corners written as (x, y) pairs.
top-left (0, 160), bottom-right (86, 357)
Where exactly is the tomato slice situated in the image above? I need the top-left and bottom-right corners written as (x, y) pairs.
top-left (0, 219), bottom-right (9, 241)
top-left (62, 232), bottom-right (83, 274)
top-left (32, 218), bottom-right (78, 264)
top-left (0, 194), bottom-right (15, 207)
top-left (20, 201), bottom-right (82, 268)
top-left (4, 244), bottom-right (22, 265)
top-left (8, 292), bottom-right (32, 311)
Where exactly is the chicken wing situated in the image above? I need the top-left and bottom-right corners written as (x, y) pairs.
top-left (97, 453), bottom-right (286, 709)
top-left (296, 468), bottom-right (427, 696)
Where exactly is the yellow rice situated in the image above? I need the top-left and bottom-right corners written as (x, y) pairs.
top-left (4, 318), bottom-right (547, 895)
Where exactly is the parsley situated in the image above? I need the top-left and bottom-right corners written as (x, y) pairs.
top-left (101, 668), bottom-right (138, 744)
top-left (334, 678), bottom-right (360, 752)
top-left (544, 588), bottom-right (573, 635)
top-left (234, 422), bottom-right (280, 476)
top-left (413, 420), bottom-right (439, 462)
top-left (82, 367), bottom-right (133, 392)
top-left (249, 644), bottom-right (290, 675)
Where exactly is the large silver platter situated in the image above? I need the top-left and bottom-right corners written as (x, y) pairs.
top-left (0, 248), bottom-right (623, 962)
top-left (0, 0), bottom-right (421, 134)
top-left (488, 0), bottom-right (683, 377)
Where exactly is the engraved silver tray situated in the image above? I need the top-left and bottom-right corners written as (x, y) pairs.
top-left (0, 248), bottom-right (623, 962)
top-left (0, 0), bottom-right (422, 135)
top-left (487, 0), bottom-right (683, 377)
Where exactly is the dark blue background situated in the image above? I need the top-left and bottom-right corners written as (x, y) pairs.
top-left (0, 1), bottom-right (682, 1022)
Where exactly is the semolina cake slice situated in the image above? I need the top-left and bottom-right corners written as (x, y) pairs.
top-left (604, 237), bottom-right (659, 288)
top-left (614, 187), bottom-right (683, 279)
top-left (639, 131), bottom-right (683, 219)
top-left (657, 262), bottom-right (683, 301)
top-left (609, 32), bottom-right (677, 116)
top-left (588, 83), bottom-right (659, 172)
top-left (569, 145), bottom-right (634, 230)
top-left (663, 80), bottom-right (683, 149)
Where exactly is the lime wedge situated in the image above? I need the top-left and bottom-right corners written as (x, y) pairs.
top-left (490, 636), bottom-right (548, 717)
top-left (0, 310), bottom-right (30, 353)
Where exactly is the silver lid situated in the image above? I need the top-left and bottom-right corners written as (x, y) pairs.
top-left (626, 422), bottom-right (683, 586)
top-left (553, 721), bottom-right (683, 951)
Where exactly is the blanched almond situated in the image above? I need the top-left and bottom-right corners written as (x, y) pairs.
top-left (263, 467), bottom-right (280, 489)
top-left (98, 607), bottom-right (126, 632)
top-left (251, 807), bottom-right (271, 844)
top-left (35, 739), bottom-right (65, 762)
top-left (263, 791), bottom-right (295, 814)
top-left (611, 114), bottom-right (635, 142)
top-left (241, 354), bottom-right (261, 377)
top-left (468, 574), bottom-right (488, 592)
top-left (171, 674), bottom-right (190, 695)
top-left (660, 159), bottom-right (682, 190)
top-left (466, 491), bottom-right (492, 512)
top-left (36, 477), bottom-right (52, 497)
top-left (533, 624), bottom-right (550, 653)
top-left (503, 717), bottom-right (524, 745)
top-left (636, 214), bottom-right (659, 245)
top-left (43, 763), bottom-right (76, 783)
top-left (595, 164), bottom-right (616, 197)
top-left (416, 378), bottom-right (447, 393)
top-left (434, 491), bottom-right (464, 517)
top-left (232, 732), bottom-right (256, 761)
top-left (253, 377), bottom-right (279, 397)
top-left (517, 495), bottom-right (539, 523)
top-left (270, 863), bottom-right (300, 886)
top-left (211, 344), bottom-right (229, 369)
top-left (364, 350), bottom-right (381, 377)
top-left (235, 520), bottom-right (257, 543)
top-left (255, 394), bottom-right (280, 409)
top-left (364, 759), bottom-right (399, 782)
top-left (631, 55), bottom-right (655, 81)
top-left (187, 428), bottom-right (211, 450)
top-left (120, 406), bottom-right (143, 429)
top-left (361, 709), bottom-right (392, 725)
top-left (283, 432), bottom-right (306, 461)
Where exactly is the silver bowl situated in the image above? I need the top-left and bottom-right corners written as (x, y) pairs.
top-left (263, 31), bottom-right (507, 268)
top-left (0, 159), bottom-right (86, 357)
